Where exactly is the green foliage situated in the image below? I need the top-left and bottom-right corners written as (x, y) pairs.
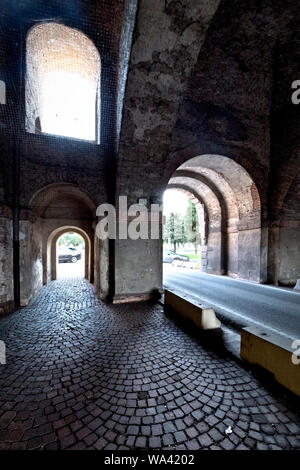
top-left (187, 254), bottom-right (201, 261)
top-left (58, 233), bottom-right (84, 247)
top-left (163, 212), bottom-right (185, 252)
top-left (184, 200), bottom-right (201, 252)
top-left (163, 199), bottom-right (201, 253)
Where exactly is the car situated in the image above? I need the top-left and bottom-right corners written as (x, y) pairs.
top-left (58, 247), bottom-right (82, 264)
top-left (163, 249), bottom-right (189, 263)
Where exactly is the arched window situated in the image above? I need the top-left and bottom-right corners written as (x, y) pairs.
top-left (26, 23), bottom-right (101, 142)
top-left (0, 81), bottom-right (6, 105)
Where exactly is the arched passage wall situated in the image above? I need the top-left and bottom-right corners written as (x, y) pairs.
top-left (29, 182), bottom-right (96, 284)
top-left (271, 174), bottom-right (300, 286)
top-left (165, 154), bottom-right (263, 282)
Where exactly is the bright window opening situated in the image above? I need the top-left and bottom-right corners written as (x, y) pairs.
top-left (26, 23), bottom-right (101, 142)
top-left (0, 81), bottom-right (6, 105)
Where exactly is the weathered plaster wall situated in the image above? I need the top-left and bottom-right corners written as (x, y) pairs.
top-left (19, 216), bottom-right (43, 306)
top-left (118, 0), bottom-right (221, 195)
top-left (268, 3), bottom-right (300, 285)
top-left (0, 0), bottom-right (138, 309)
top-left (277, 176), bottom-right (300, 286)
top-left (0, 210), bottom-right (13, 313)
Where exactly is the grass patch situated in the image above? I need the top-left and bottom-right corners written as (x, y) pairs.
top-left (187, 254), bottom-right (201, 261)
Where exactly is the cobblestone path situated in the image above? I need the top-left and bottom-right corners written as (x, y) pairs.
top-left (0, 279), bottom-right (299, 450)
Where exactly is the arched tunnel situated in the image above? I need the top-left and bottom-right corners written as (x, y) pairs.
top-left (0, 0), bottom-right (299, 453)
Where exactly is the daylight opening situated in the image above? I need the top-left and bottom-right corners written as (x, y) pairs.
top-left (163, 189), bottom-right (206, 273)
top-left (26, 23), bottom-right (101, 141)
top-left (56, 232), bottom-right (85, 279)
top-left (0, 81), bottom-right (6, 105)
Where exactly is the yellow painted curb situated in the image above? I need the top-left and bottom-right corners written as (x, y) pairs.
top-left (241, 326), bottom-right (300, 396)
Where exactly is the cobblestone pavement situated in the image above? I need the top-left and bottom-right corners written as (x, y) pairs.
top-left (0, 279), bottom-right (300, 450)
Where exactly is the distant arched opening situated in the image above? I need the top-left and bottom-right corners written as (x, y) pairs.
top-left (163, 154), bottom-right (263, 282)
top-left (48, 227), bottom-right (91, 281)
top-left (163, 188), bottom-right (207, 271)
top-left (56, 231), bottom-right (85, 279)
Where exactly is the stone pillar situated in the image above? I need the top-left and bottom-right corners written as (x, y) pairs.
top-left (19, 210), bottom-right (43, 307)
top-left (113, 198), bottom-right (163, 303)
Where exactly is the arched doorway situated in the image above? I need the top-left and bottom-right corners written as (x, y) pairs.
top-left (48, 227), bottom-right (91, 281)
top-left (29, 182), bottom-right (96, 286)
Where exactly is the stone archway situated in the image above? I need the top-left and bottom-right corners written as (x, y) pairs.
top-left (47, 226), bottom-right (92, 282)
top-left (14, 182), bottom-right (116, 304)
top-left (29, 182), bottom-right (96, 286)
top-left (163, 154), bottom-right (263, 282)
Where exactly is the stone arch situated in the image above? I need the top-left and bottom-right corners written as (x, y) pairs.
top-left (163, 145), bottom-right (266, 213)
top-left (47, 226), bottom-right (91, 282)
top-left (29, 182), bottom-right (96, 218)
top-left (30, 183), bottom-right (99, 290)
top-left (178, 155), bottom-right (260, 223)
top-left (166, 184), bottom-right (212, 273)
top-left (164, 154), bottom-right (264, 282)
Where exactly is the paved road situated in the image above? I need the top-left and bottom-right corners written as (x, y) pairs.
top-left (163, 265), bottom-right (300, 339)
top-left (57, 256), bottom-right (85, 279)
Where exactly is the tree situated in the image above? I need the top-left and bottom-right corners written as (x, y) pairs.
top-left (184, 200), bottom-right (201, 253)
top-left (58, 233), bottom-right (84, 247)
top-left (163, 212), bottom-right (185, 252)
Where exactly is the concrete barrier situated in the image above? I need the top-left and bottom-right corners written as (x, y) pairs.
top-left (171, 261), bottom-right (201, 270)
top-left (294, 279), bottom-right (300, 292)
top-left (172, 260), bottom-right (183, 268)
top-left (164, 289), bottom-right (221, 330)
top-left (241, 326), bottom-right (300, 396)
